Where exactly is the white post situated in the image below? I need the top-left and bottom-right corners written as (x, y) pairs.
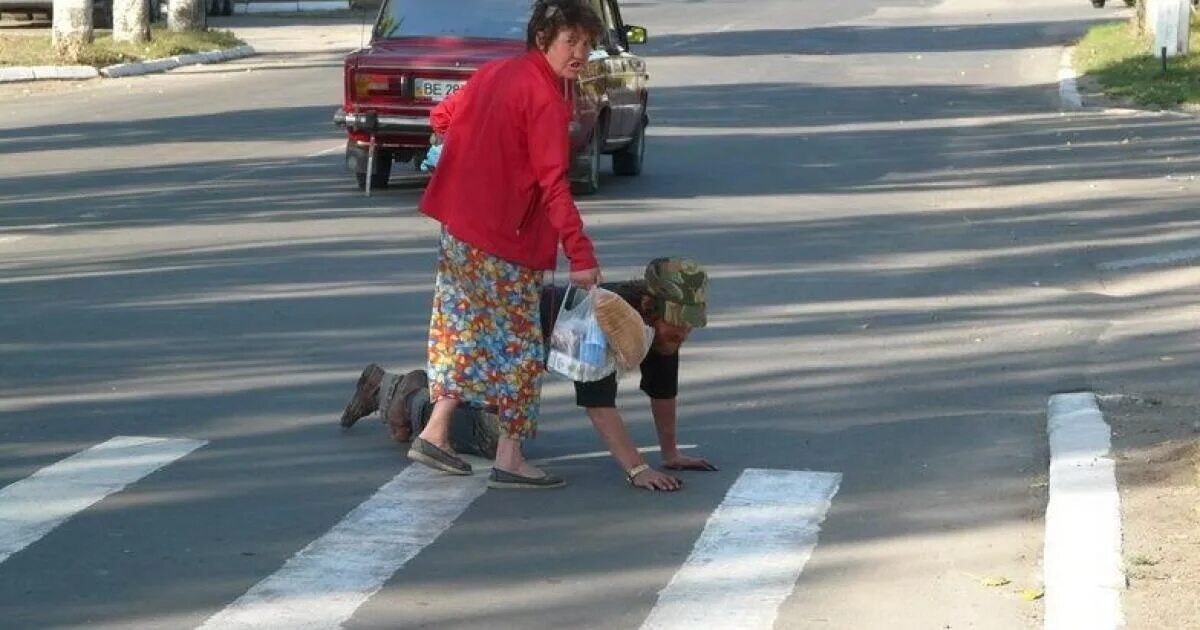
top-left (1153, 0), bottom-right (1190, 57)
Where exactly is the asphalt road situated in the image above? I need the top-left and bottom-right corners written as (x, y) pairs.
top-left (3, 0), bottom-right (1200, 628)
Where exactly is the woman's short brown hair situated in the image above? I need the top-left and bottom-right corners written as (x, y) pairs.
top-left (526, 0), bottom-right (605, 51)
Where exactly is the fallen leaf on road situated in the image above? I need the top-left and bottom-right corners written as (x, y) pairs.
top-left (980, 576), bottom-right (1011, 587)
top-left (1021, 588), bottom-right (1044, 601)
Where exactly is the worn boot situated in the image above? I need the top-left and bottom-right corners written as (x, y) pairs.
top-left (339, 363), bottom-right (385, 428)
top-left (383, 369), bottom-right (428, 442)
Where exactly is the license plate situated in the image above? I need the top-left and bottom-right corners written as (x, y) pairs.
top-left (415, 78), bottom-right (466, 102)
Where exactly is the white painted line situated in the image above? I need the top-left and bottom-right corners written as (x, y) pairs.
top-left (1044, 393), bottom-right (1123, 630)
top-left (1098, 247), bottom-right (1200, 271)
top-left (196, 464), bottom-right (487, 630)
top-left (0, 436), bottom-right (207, 565)
top-left (306, 145), bottom-right (343, 158)
top-left (1059, 47), bottom-right (1082, 110)
top-left (537, 444), bottom-right (698, 464)
top-left (0, 236), bottom-right (27, 244)
top-left (640, 468), bottom-right (841, 630)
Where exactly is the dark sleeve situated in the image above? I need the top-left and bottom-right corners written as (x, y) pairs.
top-left (539, 285), bottom-right (566, 343)
top-left (575, 372), bottom-right (618, 408)
top-left (639, 349), bottom-right (679, 400)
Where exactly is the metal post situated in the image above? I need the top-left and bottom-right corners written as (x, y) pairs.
top-left (362, 112), bottom-right (379, 198)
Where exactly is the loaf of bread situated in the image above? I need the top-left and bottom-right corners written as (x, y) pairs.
top-left (592, 288), bottom-right (652, 370)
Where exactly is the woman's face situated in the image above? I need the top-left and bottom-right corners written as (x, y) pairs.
top-left (541, 27), bottom-right (592, 80)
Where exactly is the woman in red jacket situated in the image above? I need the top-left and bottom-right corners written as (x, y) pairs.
top-left (409, 0), bottom-right (605, 489)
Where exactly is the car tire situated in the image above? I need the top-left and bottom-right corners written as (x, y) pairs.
top-left (355, 152), bottom-right (393, 190)
top-left (1091, 0), bottom-right (1105, 6)
top-left (1123, 0), bottom-right (1134, 5)
top-left (571, 130), bottom-right (602, 196)
top-left (222, 0), bottom-right (233, 16)
top-left (612, 116), bottom-right (646, 177)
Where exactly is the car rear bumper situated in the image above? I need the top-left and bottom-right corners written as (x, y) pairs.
top-left (333, 109), bottom-right (432, 135)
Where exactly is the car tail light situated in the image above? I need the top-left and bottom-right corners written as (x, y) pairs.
top-left (354, 73), bottom-right (394, 100)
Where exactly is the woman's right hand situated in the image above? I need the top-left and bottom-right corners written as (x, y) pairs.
top-left (569, 267), bottom-right (602, 288)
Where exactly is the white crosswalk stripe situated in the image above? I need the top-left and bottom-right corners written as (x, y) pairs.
top-left (195, 463), bottom-right (488, 630)
top-left (640, 468), bottom-right (842, 630)
top-left (0, 435), bottom-right (207, 566)
top-left (0, 437), bottom-right (844, 629)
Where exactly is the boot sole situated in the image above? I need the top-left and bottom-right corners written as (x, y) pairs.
top-left (340, 364), bottom-right (384, 428)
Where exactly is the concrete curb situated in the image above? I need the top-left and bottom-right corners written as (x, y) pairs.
top-left (235, 0), bottom-right (349, 13)
top-left (1043, 392), bottom-right (1124, 630)
top-left (0, 65), bottom-right (100, 83)
top-left (0, 44), bottom-right (255, 84)
top-left (101, 44), bottom-right (256, 78)
top-left (1058, 46), bottom-right (1082, 110)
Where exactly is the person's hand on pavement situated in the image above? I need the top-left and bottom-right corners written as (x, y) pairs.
top-left (663, 453), bottom-right (718, 471)
top-left (631, 466), bottom-right (683, 491)
top-left (570, 267), bottom-right (602, 289)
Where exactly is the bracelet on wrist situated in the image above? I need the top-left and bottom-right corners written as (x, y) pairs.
top-left (625, 463), bottom-right (651, 484)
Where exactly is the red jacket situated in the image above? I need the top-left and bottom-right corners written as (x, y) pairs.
top-left (419, 51), bottom-right (598, 273)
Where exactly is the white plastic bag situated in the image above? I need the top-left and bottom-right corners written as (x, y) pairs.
top-left (546, 287), bottom-right (617, 382)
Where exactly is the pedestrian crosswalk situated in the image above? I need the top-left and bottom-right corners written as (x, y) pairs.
top-left (640, 469), bottom-right (842, 630)
top-left (197, 465), bottom-right (488, 630)
top-left (0, 435), bottom-right (841, 630)
top-left (0, 436), bottom-right (206, 565)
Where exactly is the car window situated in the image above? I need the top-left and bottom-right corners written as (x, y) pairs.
top-left (373, 0), bottom-right (528, 41)
top-left (598, 0), bottom-right (626, 50)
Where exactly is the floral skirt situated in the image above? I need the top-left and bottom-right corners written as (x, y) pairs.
top-left (427, 231), bottom-right (545, 440)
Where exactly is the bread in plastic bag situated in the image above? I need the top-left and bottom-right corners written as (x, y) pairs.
top-left (592, 287), bottom-right (653, 370)
top-left (546, 287), bottom-right (617, 382)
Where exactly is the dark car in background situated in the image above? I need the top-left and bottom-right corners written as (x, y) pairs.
top-left (333, 0), bottom-right (649, 193)
top-left (0, 0), bottom-right (112, 26)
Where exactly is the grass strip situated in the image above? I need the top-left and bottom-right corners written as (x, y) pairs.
top-left (0, 27), bottom-right (242, 68)
top-left (1075, 18), bottom-right (1200, 108)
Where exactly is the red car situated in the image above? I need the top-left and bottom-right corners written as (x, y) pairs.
top-left (333, 0), bottom-right (649, 194)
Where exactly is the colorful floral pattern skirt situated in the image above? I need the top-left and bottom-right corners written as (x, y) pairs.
top-left (427, 230), bottom-right (545, 440)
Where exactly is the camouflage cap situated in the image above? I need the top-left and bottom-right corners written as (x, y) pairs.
top-left (644, 257), bottom-right (708, 328)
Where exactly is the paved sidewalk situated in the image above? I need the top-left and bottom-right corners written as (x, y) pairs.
top-left (208, 12), bottom-right (371, 55)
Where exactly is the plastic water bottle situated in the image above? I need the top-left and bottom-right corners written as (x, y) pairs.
top-left (580, 319), bottom-right (607, 366)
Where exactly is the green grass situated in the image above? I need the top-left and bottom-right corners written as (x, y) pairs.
top-left (0, 27), bottom-right (242, 67)
top-left (1128, 554), bottom-right (1159, 567)
top-left (1075, 19), bottom-right (1200, 108)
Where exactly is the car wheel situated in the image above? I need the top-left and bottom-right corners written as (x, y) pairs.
top-left (222, 0), bottom-right (233, 16)
top-left (355, 152), bottom-right (393, 190)
top-left (571, 131), bottom-right (601, 196)
top-left (612, 116), bottom-right (645, 177)
top-left (1091, 0), bottom-right (1105, 7)
top-left (1123, 0), bottom-right (1135, 5)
